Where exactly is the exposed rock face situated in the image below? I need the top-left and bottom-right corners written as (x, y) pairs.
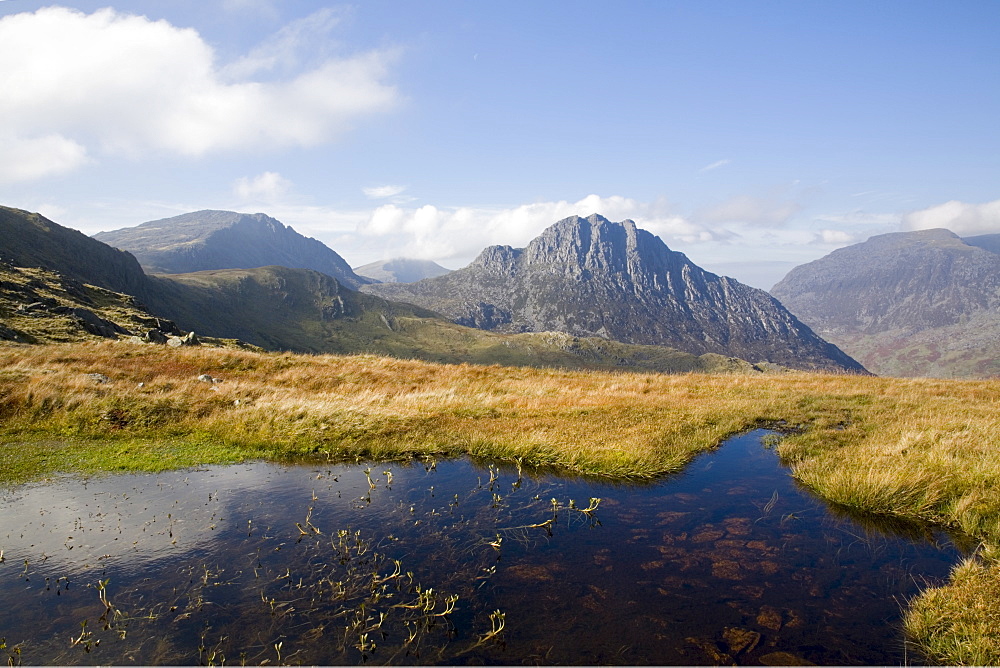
top-left (353, 258), bottom-right (452, 283)
top-left (771, 228), bottom-right (1000, 377)
top-left (95, 210), bottom-right (372, 290)
top-left (362, 214), bottom-right (864, 372)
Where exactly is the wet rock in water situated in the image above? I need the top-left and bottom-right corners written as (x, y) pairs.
top-left (733, 584), bottom-right (766, 600)
top-left (85, 373), bottom-right (110, 384)
top-left (691, 528), bottom-right (725, 543)
top-left (505, 564), bottom-right (556, 582)
top-left (711, 559), bottom-right (743, 580)
top-left (756, 605), bottom-right (783, 631)
top-left (685, 637), bottom-right (735, 665)
top-left (759, 650), bottom-right (816, 666)
top-left (723, 627), bottom-right (761, 655)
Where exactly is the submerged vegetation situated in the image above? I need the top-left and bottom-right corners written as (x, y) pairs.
top-left (1, 341), bottom-right (1000, 663)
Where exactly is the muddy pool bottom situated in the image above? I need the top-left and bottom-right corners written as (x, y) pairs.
top-left (0, 430), bottom-right (962, 665)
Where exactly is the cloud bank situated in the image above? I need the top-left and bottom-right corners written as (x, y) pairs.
top-left (356, 194), bottom-right (716, 261)
top-left (0, 7), bottom-right (399, 183)
top-left (902, 199), bottom-right (1000, 236)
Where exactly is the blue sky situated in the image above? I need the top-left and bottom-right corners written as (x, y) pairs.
top-left (1, 1), bottom-right (998, 288)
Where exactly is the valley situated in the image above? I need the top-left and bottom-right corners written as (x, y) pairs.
top-left (3, 204), bottom-right (1000, 664)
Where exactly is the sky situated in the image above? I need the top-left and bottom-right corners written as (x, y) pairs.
top-left (1, 1), bottom-right (998, 289)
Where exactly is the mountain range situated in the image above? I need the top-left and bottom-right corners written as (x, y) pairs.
top-left (0, 205), bottom-right (782, 374)
top-left (771, 228), bottom-right (1000, 377)
top-left (363, 214), bottom-right (864, 373)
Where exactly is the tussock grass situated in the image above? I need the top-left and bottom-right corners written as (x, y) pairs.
top-left (2, 341), bottom-right (1000, 663)
top-left (904, 550), bottom-right (1000, 665)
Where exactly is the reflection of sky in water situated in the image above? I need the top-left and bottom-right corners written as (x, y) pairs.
top-left (0, 462), bottom-right (381, 575)
top-left (0, 432), bottom-right (965, 665)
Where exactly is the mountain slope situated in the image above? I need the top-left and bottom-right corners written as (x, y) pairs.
top-left (95, 210), bottom-right (372, 290)
top-left (771, 228), bottom-right (1000, 377)
top-left (354, 258), bottom-right (451, 283)
top-left (151, 265), bottom-right (770, 373)
top-left (1, 205), bottom-right (150, 298)
top-left (1, 206), bottom-right (770, 374)
top-left (363, 214), bottom-right (864, 372)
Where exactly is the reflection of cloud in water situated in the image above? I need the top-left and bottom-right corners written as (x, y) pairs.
top-left (0, 463), bottom-right (356, 576)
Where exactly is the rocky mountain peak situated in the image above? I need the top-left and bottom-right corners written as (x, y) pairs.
top-left (362, 214), bottom-right (865, 372)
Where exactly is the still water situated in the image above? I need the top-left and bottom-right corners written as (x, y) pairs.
top-left (0, 431), bottom-right (961, 665)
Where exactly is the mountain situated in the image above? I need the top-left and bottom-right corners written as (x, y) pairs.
top-left (1, 205), bottom-right (150, 298)
top-left (0, 205), bottom-right (772, 374)
top-left (771, 228), bottom-right (1000, 377)
top-left (964, 233), bottom-right (1000, 256)
top-left (94, 210), bottom-right (372, 290)
top-left (362, 214), bottom-right (865, 373)
top-left (0, 206), bottom-right (242, 346)
top-left (354, 258), bottom-right (452, 283)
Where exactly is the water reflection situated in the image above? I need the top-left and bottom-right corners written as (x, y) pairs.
top-left (0, 430), bottom-right (961, 665)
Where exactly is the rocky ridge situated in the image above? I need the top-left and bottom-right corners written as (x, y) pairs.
top-left (363, 214), bottom-right (865, 372)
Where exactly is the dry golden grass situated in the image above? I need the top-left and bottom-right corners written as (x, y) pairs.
top-left (3, 341), bottom-right (1000, 663)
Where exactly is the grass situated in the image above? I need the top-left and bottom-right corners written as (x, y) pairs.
top-left (2, 341), bottom-right (1000, 663)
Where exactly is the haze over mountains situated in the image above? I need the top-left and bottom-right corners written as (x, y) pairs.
top-left (354, 258), bottom-right (451, 284)
top-left (772, 228), bottom-right (1000, 377)
top-left (363, 214), bottom-right (864, 373)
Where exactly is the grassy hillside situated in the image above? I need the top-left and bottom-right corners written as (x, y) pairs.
top-left (146, 265), bottom-right (765, 373)
top-left (0, 342), bottom-right (998, 662)
top-left (0, 262), bottom-right (253, 349)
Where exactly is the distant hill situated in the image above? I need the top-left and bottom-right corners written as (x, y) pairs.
top-left (771, 228), bottom-right (1000, 377)
top-left (0, 205), bottom-right (773, 374)
top-left (95, 210), bottom-right (372, 290)
top-left (354, 258), bottom-right (451, 283)
top-left (964, 233), bottom-right (1000, 256)
top-left (363, 214), bottom-right (865, 373)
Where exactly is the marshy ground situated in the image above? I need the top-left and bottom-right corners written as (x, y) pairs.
top-left (1, 341), bottom-right (999, 664)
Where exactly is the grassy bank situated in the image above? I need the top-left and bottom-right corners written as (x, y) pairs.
top-left (2, 341), bottom-right (999, 663)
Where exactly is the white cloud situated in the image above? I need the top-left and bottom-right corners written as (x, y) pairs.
top-left (699, 158), bottom-right (731, 173)
top-left (816, 229), bottom-right (857, 245)
top-left (233, 171), bottom-right (292, 201)
top-left (0, 132), bottom-right (89, 182)
top-left (0, 7), bottom-right (399, 182)
top-left (355, 194), bottom-right (718, 262)
top-left (223, 8), bottom-right (346, 80)
top-left (363, 185), bottom-right (408, 199)
top-left (902, 199), bottom-right (1000, 236)
top-left (696, 194), bottom-right (801, 228)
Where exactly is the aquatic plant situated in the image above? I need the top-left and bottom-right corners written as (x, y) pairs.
top-left (2, 341), bottom-right (1000, 660)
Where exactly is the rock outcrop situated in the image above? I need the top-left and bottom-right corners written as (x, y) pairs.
top-left (363, 214), bottom-right (865, 372)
